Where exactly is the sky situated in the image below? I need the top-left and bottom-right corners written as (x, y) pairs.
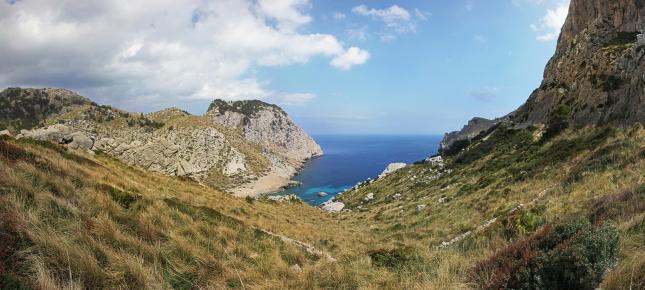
top-left (0, 0), bottom-right (570, 134)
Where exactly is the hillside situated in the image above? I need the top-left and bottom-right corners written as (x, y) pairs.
top-left (0, 88), bottom-right (322, 196)
top-left (334, 0), bottom-right (645, 288)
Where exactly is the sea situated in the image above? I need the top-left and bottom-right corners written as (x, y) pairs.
top-left (272, 134), bottom-right (442, 206)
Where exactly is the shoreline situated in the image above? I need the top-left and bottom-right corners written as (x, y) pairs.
top-left (231, 153), bottom-right (323, 198)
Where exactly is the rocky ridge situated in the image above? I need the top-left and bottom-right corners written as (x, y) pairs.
top-left (1, 88), bottom-right (322, 195)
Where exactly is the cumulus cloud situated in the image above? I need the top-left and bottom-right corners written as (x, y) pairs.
top-left (0, 0), bottom-right (367, 109)
top-left (532, 2), bottom-right (569, 41)
top-left (330, 47), bottom-right (370, 70)
top-left (351, 4), bottom-right (429, 42)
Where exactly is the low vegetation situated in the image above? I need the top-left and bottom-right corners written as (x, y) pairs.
top-left (1, 122), bottom-right (643, 289)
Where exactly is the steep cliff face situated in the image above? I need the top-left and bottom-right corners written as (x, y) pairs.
top-left (511, 0), bottom-right (645, 127)
top-left (442, 0), bottom-right (644, 155)
top-left (207, 99), bottom-right (323, 161)
top-left (2, 88), bottom-right (321, 195)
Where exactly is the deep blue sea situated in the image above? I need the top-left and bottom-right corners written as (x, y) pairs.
top-left (273, 135), bottom-right (442, 206)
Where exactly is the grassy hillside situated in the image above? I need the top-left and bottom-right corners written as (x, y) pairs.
top-left (337, 124), bottom-right (645, 289)
top-left (0, 136), bottom-right (375, 289)
top-left (0, 123), bottom-right (643, 289)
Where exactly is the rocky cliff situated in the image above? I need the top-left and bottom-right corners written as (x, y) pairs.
top-left (0, 88), bottom-right (321, 196)
top-left (207, 99), bottom-right (323, 161)
top-left (512, 0), bottom-right (644, 127)
top-left (442, 0), bottom-right (645, 155)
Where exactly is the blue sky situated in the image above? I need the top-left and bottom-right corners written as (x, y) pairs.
top-left (0, 0), bottom-right (570, 134)
top-left (262, 0), bottom-right (570, 134)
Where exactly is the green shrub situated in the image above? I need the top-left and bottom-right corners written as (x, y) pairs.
top-left (502, 210), bottom-right (544, 239)
top-left (472, 218), bottom-right (619, 290)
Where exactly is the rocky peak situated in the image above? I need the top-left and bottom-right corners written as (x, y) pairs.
top-left (207, 98), bottom-right (323, 161)
top-left (207, 99), bottom-right (285, 117)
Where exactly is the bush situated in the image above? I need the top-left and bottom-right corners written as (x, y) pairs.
top-left (472, 218), bottom-right (619, 290)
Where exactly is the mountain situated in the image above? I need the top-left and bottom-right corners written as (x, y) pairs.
top-left (0, 88), bottom-right (321, 195)
top-left (442, 0), bottom-right (644, 154)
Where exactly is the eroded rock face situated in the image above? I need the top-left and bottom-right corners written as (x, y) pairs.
top-left (207, 99), bottom-right (323, 161)
top-left (511, 0), bottom-right (645, 127)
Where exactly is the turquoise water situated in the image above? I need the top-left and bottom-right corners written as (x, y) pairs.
top-left (274, 135), bottom-right (442, 206)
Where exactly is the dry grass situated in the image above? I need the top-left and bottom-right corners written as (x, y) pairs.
top-left (1, 123), bottom-right (643, 289)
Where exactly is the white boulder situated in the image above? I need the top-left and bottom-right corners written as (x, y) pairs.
top-left (320, 200), bottom-right (345, 212)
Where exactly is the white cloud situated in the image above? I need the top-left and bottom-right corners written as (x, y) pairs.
top-left (352, 5), bottom-right (411, 24)
top-left (0, 0), bottom-right (368, 109)
top-left (351, 4), bottom-right (429, 41)
top-left (532, 1), bottom-right (569, 41)
top-left (330, 47), bottom-right (370, 70)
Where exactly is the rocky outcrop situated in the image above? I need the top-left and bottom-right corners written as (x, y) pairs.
top-left (378, 163), bottom-right (407, 179)
top-left (440, 117), bottom-right (500, 154)
top-left (207, 99), bottom-right (323, 161)
top-left (511, 0), bottom-right (645, 127)
top-left (320, 199), bottom-right (345, 212)
top-left (6, 88), bottom-right (322, 196)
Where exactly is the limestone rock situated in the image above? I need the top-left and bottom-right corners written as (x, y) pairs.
top-left (363, 192), bottom-right (375, 202)
top-left (207, 99), bottom-right (323, 161)
top-left (378, 163), bottom-right (406, 179)
top-left (0, 130), bottom-right (11, 137)
top-left (320, 200), bottom-right (345, 212)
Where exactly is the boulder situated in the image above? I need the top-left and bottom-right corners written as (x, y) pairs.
top-left (66, 132), bottom-right (94, 151)
top-left (363, 192), bottom-right (375, 202)
top-left (416, 204), bottom-right (427, 211)
top-left (317, 192), bottom-right (328, 197)
top-left (320, 200), bottom-right (345, 212)
top-left (0, 130), bottom-right (11, 137)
